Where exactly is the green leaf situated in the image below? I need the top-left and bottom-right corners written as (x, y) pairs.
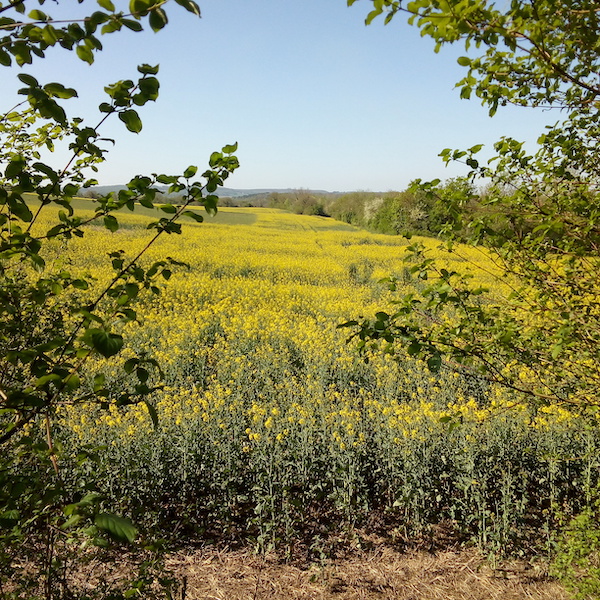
top-left (61, 514), bottom-right (83, 529)
top-left (5, 156), bottom-right (26, 179)
top-left (64, 373), bottom-right (81, 391)
top-left (183, 210), bottom-right (203, 223)
top-left (124, 358), bottom-right (139, 374)
top-left (44, 83), bottom-right (78, 99)
top-left (209, 151), bottom-right (222, 167)
top-left (17, 73), bottom-right (39, 87)
top-left (122, 18), bottom-right (143, 32)
top-left (28, 9), bottom-right (48, 21)
top-left (427, 353), bottom-right (442, 372)
top-left (460, 86), bottom-right (472, 99)
top-left (130, 0), bottom-right (153, 13)
top-left (156, 174), bottom-right (179, 184)
top-left (34, 374), bottom-right (62, 389)
top-left (124, 283), bottom-right (139, 299)
top-left (365, 7), bottom-right (383, 25)
top-left (457, 56), bottom-right (471, 66)
top-left (42, 25), bottom-right (58, 46)
top-left (137, 63), bottom-right (159, 75)
top-left (174, 0), bottom-right (201, 17)
top-left (103, 215), bottom-right (119, 232)
top-left (0, 49), bottom-right (12, 66)
top-left (101, 20), bottom-right (122, 34)
top-left (12, 44), bottom-right (32, 66)
top-left (136, 366), bottom-right (149, 382)
top-left (94, 513), bottom-right (137, 543)
top-left (222, 142), bottom-right (238, 153)
top-left (97, 0), bottom-right (116, 10)
top-left (64, 183), bottom-right (79, 197)
top-left (76, 45), bottom-right (95, 65)
top-left (407, 340), bottom-right (421, 355)
top-left (144, 400), bottom-right (159, 428)
top-left (183, 165), bottom-right (197, 178)
top-left (33, 161), bottom-right (59, 182)
top-left (88, 329), bottom-right (124, 358)
top-left (35, 96), bottom-right (67, 124)
top-left (93, 373), bottom-right (106, 392)
top-left (9, 199), bottom-right (34, 222)
top-left (118, 109), bottom-right (142, 133)
top-left (337, 320), bottom-right (358, 329)
top-left (137, 76), bottom-right (159, 102)
top-left (148, 7), bottom-right (168, 31)
top-left (71, 279), bottom-right (90, 290)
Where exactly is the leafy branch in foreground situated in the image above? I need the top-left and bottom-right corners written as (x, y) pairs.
top-left (0, 1), bottom-right (238, 597)
top-left (1, 142), bottom-right (239, 445)
top-left (343, 0), bottom-right (600, 410)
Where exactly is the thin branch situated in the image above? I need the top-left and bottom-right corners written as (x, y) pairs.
top-left (0, 1), bottom-right (169, 30)
top-left (0, 0), bottom-right (24, 16)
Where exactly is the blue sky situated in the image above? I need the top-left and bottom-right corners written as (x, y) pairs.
top-left (1, 0), bottom-right (558, 191)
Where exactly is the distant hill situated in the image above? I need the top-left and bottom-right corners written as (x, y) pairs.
top-left (218, 187), bottom-right (332, 198)
top-left (81, 185), bottom-right (333, 200)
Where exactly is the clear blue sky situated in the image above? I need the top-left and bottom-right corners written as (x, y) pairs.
top-left (1, 0), bottom-right (558, 192)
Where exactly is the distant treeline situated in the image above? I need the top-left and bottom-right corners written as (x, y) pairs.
top-left (263, 178), bottom-right (483, 239)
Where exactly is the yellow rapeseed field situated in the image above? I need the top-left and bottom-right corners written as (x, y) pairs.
top-left (47, 203), bottom-right (599, 551)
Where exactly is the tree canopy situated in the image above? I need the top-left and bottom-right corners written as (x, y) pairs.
top-left (0, 1), bottom-right (238, 595)
top-left (343, 0), bottom-right (600, 409)
top-left (351, 0), bottom-right (600, 113)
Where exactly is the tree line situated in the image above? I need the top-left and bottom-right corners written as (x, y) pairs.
top-left (265, 178), bottom-right (494, 240)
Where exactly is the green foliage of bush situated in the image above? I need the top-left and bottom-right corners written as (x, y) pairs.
top-left (266, 180), bottom-right (481, 240)
top-left (268, 190), bottom-right (329, 217)
top-left (552, 506), bottom-right (600, 600)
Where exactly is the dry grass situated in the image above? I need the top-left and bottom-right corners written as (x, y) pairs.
top-left (164, 547), bottom-right (571, 600)
top-left (13, 541), bottom-right (572, 599)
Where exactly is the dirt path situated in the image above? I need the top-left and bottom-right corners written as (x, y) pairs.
top-left (166, 548), bottom-right (570, 600)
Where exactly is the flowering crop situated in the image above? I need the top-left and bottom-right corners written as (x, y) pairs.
top-left (52, 205), bottom-right (600, 554)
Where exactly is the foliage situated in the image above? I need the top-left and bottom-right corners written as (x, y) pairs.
top-left (342, 0), bottom-right (600, 409)
top-left (0, 1), bottom-right (238, 597)
top-left (266, 185), bottom-right (481, 239)
top-left (351, 0), bottom-right (599, 113)
top-left (552, 502), bottom-right (600, 600)
top-left (267, 189), bottom-right (329, 217)
top-left (326, 191), bottom-right (373, 226)
top-left (367, 179), bottom-right (478, 238)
